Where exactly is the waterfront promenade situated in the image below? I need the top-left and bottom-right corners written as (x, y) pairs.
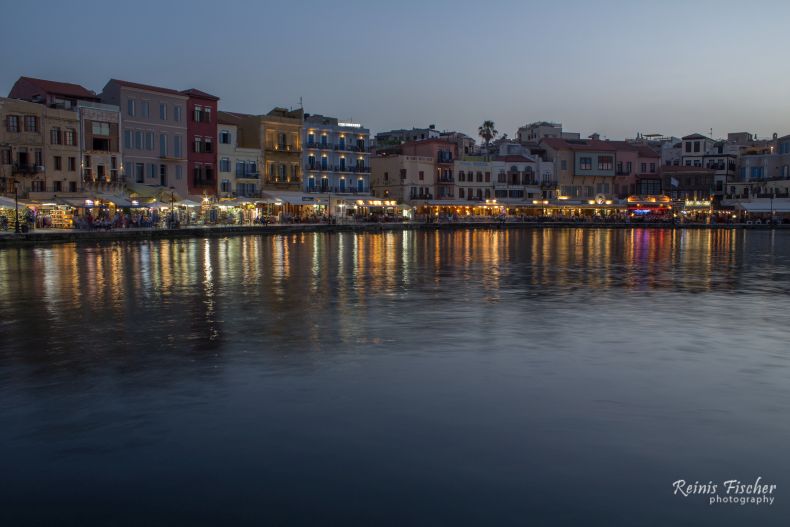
top-left (1, 220), bottom-right (788, 247)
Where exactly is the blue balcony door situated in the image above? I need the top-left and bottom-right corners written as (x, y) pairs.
top-left (321, 157), bottom-right (328, 170)
top-left (339, 178), bottom-right (346, 192)
top-left (339, 158), bottom-right (346, 171)
top-left (357, 178), bottom-right (364, 193)
top-left (339, 138), bottom-right (346, 150)
top-left (308, 177), bottom-right (315, 191)
top-left (320, 177), bottom-right (328, 192)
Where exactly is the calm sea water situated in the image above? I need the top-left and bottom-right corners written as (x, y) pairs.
top-left (1, 228), bottom-right (789, 526)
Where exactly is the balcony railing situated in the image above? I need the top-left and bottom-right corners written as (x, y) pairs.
top-left (12, 163), bottom-right (44, 175)
top-left (236, 171), bottom-right (260, 179)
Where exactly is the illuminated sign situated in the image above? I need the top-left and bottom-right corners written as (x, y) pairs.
top-left (338, 122), bottom-right (361, 128)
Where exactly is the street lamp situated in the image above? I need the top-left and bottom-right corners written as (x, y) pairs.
top-left (13, 178), bottom-right (20, 233)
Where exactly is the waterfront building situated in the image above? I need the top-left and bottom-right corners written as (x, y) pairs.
top-left (539, 137), bottom-right (660, 200)
top-left (729, 134), bottom-right (790, 199)
top-left (439, 131), bottom-right (475, 157)
top-left (453, 143), bottom-right (552, 203)
top-left (370, 154), bottom-right (435, 203)
top-left (100, 79), bottom-right (189, 198)
top-left (181, 89), bottom-right (219, 197)
top-left (398, 139), bottom-right (458, 200)
top-left (0, 97), bottom-right (46, 197)
top-left (302, 114), bottom-right (370, 196)
top-left (217, 112), bottom-right (263, 198)
top-left (261, 107), bottom-right (303, 191)
top-left (658, 165), bottom-right (715, 201)
top-left (7, 77), bottom-right (123, 197)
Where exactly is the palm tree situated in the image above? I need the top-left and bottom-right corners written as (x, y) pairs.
top-left (478, 120), bottom-right (498, 160)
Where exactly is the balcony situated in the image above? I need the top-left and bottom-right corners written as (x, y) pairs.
top-left (437, 176), bottom-right (455, 183)
top-left (306, 142), bottom-right (333, 150)
top-left (12, 163), bottom-right (43, 175)
top-left (236, 171), bottom-right (260, 179)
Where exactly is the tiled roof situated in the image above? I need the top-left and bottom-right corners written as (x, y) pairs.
top-left (496, 155), bottom-right (534, 162)
top-left (108, 79), bottom-right (184, 96)
top-left (180, 88), bottom-right (220, 101)
top-left (16, 76), bottom-right (98, 100)
top-left (541, 137), bottom-right (660, 157)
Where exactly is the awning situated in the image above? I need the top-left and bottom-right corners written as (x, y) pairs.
top-left (0, 196), bottom-right (18, 208)
top-left (176, 199), bottom-right (202, 207)
top-left (97, 194), bottom-right (134, 207)
top-left (735, 200), bottom-right (790, 213)
top-left (126, 183), bottom-right (183, 202)
top-left (261, 191), bottom-right (328, 206)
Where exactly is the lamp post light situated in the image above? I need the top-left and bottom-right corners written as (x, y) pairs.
top-left (13, 178), bottom-right (21, 234)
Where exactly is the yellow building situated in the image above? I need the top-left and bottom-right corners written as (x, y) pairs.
top-left (261, 107), bottom-right (303, 191)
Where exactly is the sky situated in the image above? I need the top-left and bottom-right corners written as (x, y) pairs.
top-left (1, 0), bottom-right (788, 141)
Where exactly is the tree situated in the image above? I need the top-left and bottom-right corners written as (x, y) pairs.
top-left (478, 120), bottom-right (498, 160)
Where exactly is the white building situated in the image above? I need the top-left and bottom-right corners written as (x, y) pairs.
top-left (217, 112), bottom-right (262, 198)
top-left (302, 114), bottom-right (370, 195)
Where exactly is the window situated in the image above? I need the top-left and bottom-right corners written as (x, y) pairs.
top-left (24, 115), bottom-right (38, 132)
top-left (561, 159), bottom-right (567, 171)
top-left (476, 172), bottom-right (482, 182)
top-left (124, 129), bottom-right (132, 149)
top-left (640, 163), bottom-right (647, 173)
top-left (194, 137), bottom-right (202, 153)
top-left (159, 103), bottom-right (167, 121)
top-left (221, 179), bottom-right (231, 193)
top-left (650, 163), bottom-right (656, 173)
top-left (220, 130), bottom-right (231, 144)
top-left (459, 171), bottom-right (465, 182)
top-left (193, 106), bottom-right (203, 122)
top-left (0, 149), bottom-right (10, 165)
top-left (6, 115), bottom-right (19, 132)
top-left (68, 157), bottom-right (76, 171)
top-left (145, 132), bottom-right (154, 151)
top-left (176, 165), bottom-right (183, 180)
top-left (685, 141), bottom-right (691, 152)
top-left (204, 138), bottom-right (212, 153)
top-left (459, 188), bottom-right (465, 198)
top-left (64, 129), bottom-right (76, 146)
top-left (485, 172), bottom-right (490, 182)
top-left (54, 156), bottom-right (62, 170)
top-left (135, 163), bottom-right (144, 183)
top-left (127, 99), bottom-right (135, 117)
top-left (160, 134), bottom-right (167, 156)
top-left (598, 156), bottom-right (613, 170)
top-left (220, 158), bottom-right (230, 172)
top-left (50, 127), bottom-right (62, 144)
top-left (159, 164), bottom-right (167, 185)
top-left (92, 122), bottom-right (110, 136)
top-left (135, 131), bottom-right (143, 150)
top-left (174, 106), bottom-right (182, 122)
top-left (580, 157), bottom-right (592, 170)
top-left (148, 163), bottom-right (156, 179)
top-left (53, 181), bottom-right (62, 192)
top-left (35, 149), bottom-right (42, 166)
top-left (205, 165), bottom-right (214, 181)
top-left (174, 135), bottom-right (182, 158)
top-left (751, 167), bottom-right (764, 179)
top-left (203, 108), bottom-right (211, 123)
top-left (32, 180), bottom-right (45, 192)
top-left (694, 141), bottom-right (700, 153)
top-left (419, 171), bottom-right (424, 180)
top-left (141, 101), bottom-right (150, 118)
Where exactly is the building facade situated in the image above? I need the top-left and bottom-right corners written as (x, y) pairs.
top-left (7, 76), bottom-right (123, 196)
top-left (182, 89), bottom-right (219, 197)
top-left (1, 97), bottom-right (46, 197)
top-left (261, 107), bottom-right (303, 191)
top-left (540, 138), bottom-right (660, 199)
top-left (217, 112), bottom-right (262, 198)
top-left (370, 154), bottom-right (436, 203)
top-left (101, 79), bottom-right (189, 197)
top-left (302, 114), bottom-right (370, 195)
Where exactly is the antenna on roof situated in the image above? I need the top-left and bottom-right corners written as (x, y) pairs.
top-left (299, 96), bottom-right (303, 110)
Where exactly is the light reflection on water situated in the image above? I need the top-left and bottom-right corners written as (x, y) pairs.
top-left (0, 228), bottom-right (789, 526)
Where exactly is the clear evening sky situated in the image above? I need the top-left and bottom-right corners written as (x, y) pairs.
top-left (1, 0), bottom-right (788, 141)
